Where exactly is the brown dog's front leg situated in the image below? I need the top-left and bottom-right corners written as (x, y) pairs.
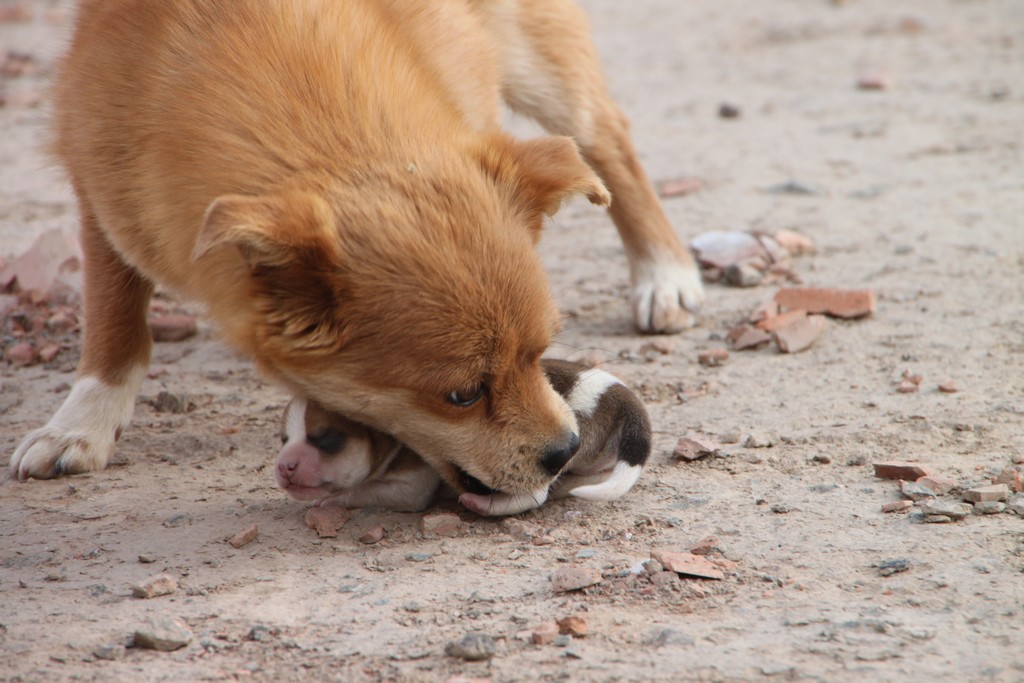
top-left (10, 199), bottom-right (153, 479)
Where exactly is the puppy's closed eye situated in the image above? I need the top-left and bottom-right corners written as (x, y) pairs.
top-left (308, 428), bottom-right (346, 455)
top-left (447, 383), bottom-right (487, 408)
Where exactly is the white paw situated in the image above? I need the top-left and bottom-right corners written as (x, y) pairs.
top-left (9, 371), bottom-right (143, 480)
top-left (630, 257), bottom-right (705, 333)
top-left (10, 428), bottom-right (115, 480)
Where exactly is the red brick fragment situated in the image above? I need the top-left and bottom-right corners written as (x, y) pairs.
top-left (359, 525), bottom-right (386, 544)
top-left (37, 343), bottom-right (60, 363)
top-left (897, 380), bottom-right (919, 394)
top-left (727, 324), bottom-right (772, 351)
top-left (918, 475), bottom-right (956, 495)
top-left (774, 287), bottom-right (875, 319)
top-left (673, 434), bottom-right (720, 461)
top-left (938, 381), bottom-right (958, 394)
top-left (5, 342), bottom-right (36, 366)
top-left (531, 621), bottom-right (559, 645)
top-left (755, 308), bottom-right (807, 332)
top-left (420, 512), bottom-right (462, 537)
top-left (690, 535), bottom-right (721, 556)
top-left (774, 314), bottom-right (827, 353)
top-left (658, 177), bottom-right (704, 198)
top-left (650, 549), bottom-right (724, 580)
top-left (698, 348), bottom-right (729, 367)
top-left (773, 229), bottom-right (816, 256)
top-left (557, 616), bottom-right (589, 637)
top-left (873, 461), bottom-right (933, 481)
top-left (305, 506), bottom-right (351, 538)
top-left (228, 523), bottom-right (259, 549)
top-left (881, 500), bottom-right (913, 513)
top-left (993, 467), bottom-right (1023, 494)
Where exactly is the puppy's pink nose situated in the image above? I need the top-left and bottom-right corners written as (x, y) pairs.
top-left (278, 459), bottom-right (298, 478)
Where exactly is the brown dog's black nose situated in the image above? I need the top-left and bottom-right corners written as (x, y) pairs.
top-left (541, 432), bottom-right (580, 476)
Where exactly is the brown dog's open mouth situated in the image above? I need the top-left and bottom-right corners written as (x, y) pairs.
top-left (458, 469), bottom-right (499, 496)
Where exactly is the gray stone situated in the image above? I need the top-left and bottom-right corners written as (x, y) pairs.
top-left (900, 481), bottom-right (938, 501)
top-left (920, 501), bottom-right (972, 521)
top-left (445, 633), bottom-right (496, 661)
top-left (744, 431), bottom-right (778, 449)
top-left (877, 559), bottom-right (910, 577)
top-left (1007, 495), bottom-right (1024, 516)
top-left (974, 501), bottom-right (1006, 515)
top-left (92, 644), bottom-right (125, 661)
top-left (133, 616), bottom-right (193, 651)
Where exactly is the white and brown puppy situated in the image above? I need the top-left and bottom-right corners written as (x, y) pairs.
top-left (277, 360), bottom-right (650, 515)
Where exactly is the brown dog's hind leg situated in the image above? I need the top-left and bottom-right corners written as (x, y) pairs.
top-left (482, 0), bottom-right (704, 333)
top-left (10, 197), bottom-right (153, 479)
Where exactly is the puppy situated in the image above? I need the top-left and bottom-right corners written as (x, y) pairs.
top-left (11, 0), bottom-right (700, 498)
top-left (277, 360), bottom-right (651, 515)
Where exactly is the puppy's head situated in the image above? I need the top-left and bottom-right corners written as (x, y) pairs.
top-left (194, 134), bottom-right (609, 496)
top-left (276, 397), bottom-right (399, 500)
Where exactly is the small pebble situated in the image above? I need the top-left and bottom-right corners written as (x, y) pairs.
top-left (138, 554), bottom-right (157, 564)
top-left (133, 616), bottom-right (193, 651)
top-left (877, 559), bottom-right (910, 576)
top-left (718, 102), bottom-right (741, 119)
top-left (92, 645), bottom-right (126, 661)
top-left (938, 381), bottom-right (958, 393)
top-left (445, 633), bottom-right (496, 661)
top-left (698, 348), bottom-right (729, 367)
top-left (531, 621), bottom-right (559, 645)
top-left (900, 481), bottom-right (938, 501)
top-left (973, 501), bottom-right (1005, 515)
top-left (131, 573), bottom-right (178, 599)
top-left (228, 523), bottom-right (259, 549)
top-left (551, 567), bottom-right (603, 593)
top-left (881, 500), bottom-right (913, 513)
top-left (149, 314), bottom-right (198, 342)
top-left (919, 501), bottom-right (972, 521)
top-left (962, 484), bottom-right (1009, 503)
top-left (359, 525), bottom-right (386, 544)
top-left (557, 615), bottom-right (589, 637)
top-left (420, 512), bottom-right (462, 537)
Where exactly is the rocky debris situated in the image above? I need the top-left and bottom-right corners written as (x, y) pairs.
top-left (897, 379), bottom-right (919, 394)
top-left (900, 481), bottom-right (938, 501)
top-left (718, 102), bottom-right (741, 119)
top-left (639, 338), bottom-right (675, 357)
top-left (4, 341), bottom-right (36, 366)
top-left (650, 549), bottom-right (724, 580)
top-left (551, 567), bottom-right (603, 593)
top-left (138, 554), bottom-right (158, 564)
top-left (774, 287), bottom-right (875, 319)
top-left (359, 525), bottom-right (386, 544)
top-left (744, 431), bottom-right (777, 449)
top-left (1007, 495), bottom-right (1024, 516)
top-left (673, 433), bottom-right (721, 461)
top-left (774, 314), bottom-right (827, 353)
top-left (697, 348), bottom-right (729, 367)
top-left (974, 501), bottom-right (1006, 515)
top-left (304, 506), bottom-right (352, 538)
top-left (690, 536), bottom-right (722, 556)
top-left (755, 308), bottom-right (807, 333)
top-left (133, 616), bottom-right (194, 651)
top-left (766, 180), bottom-right (827, 197)
top-left (873, 461), bottom-right (933, 481)
top-left (557, 616), bottom-right (588, 637)
top-left (963, 484), bottom-right (1009, 503)
top-left (657, 177), bottom-right (704, 198)
top-left (148, 391), bottom-right (196, 414)
top-left (993, 467), bottom-right (1023, 494)
top-left (918, 475), bottom-right (956, 495)
top-left (228, 523), bottom-right (259, 549)
top-left (919, 501), bottom-right (972, 522)
top-left (445, 633), bottom-right (496, 661)
top-left (690, 230), bottom-right (808, 287)
top-left (724, 263), bottom-right (763, 287)
top-left (420, 512), bottom-right (462, 537)
top-left (501, 518), bottom-right (544, 541)
top-left (149, 314), bottom-right (198, 342)
top-left (877, 558), bottom-right (910, 576)
top-left (131, 573), bottom-right (178, 599)
top-left (727, 324), bottom-right (772, 351)
top-left (773, 229), bottom-right (816, 256)
top-left (881, 500), bottom-right (913, 513)
top-left (938, 381), bottom-right (958, 394)
top-left (857, 71), bottom-right (893, 91)
top-left (0, 229), bottom-right (81, 295)
top-left (531, 621), bottom-right (559, 645)
top-left (92, 644), bottom-right (126, 661)
top-left (644, 628), bottom-right (695, 648)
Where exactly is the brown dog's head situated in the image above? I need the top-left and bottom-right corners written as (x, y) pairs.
top-left (193, 134), bottom-right (609, 496)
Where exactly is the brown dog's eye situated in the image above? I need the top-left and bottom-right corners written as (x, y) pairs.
top-left (447, 384), bottom-right (485, 408)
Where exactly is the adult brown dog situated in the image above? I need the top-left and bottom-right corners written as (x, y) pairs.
top-left (10, 0), bottom-right (702, 498)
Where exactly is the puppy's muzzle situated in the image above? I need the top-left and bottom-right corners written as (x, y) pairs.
top-left (540, 430), bottom-right (580, 476)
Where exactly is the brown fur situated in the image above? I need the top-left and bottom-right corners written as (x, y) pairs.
top-left (12, 0), bottom-right (700, 491)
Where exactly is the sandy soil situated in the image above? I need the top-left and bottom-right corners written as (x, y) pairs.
top-left (2, 0), bottom-right (1023, 681)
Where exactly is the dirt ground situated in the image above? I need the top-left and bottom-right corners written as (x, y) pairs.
top-left (2, 0), bottom-right (1023, 681)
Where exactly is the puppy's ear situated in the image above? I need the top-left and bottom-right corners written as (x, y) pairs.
top-left (193, 190), bottom-right (340, 267)
top-left (481, 135), bottom-right (610, 240)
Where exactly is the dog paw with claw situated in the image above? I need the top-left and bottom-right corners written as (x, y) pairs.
top-left (630, 257), bottom-right (705, 333)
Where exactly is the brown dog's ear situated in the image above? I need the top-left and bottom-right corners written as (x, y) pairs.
top-left (481, 135), bottom-right (610, 240)
top-left (193, 190), bottom-right (339, 267)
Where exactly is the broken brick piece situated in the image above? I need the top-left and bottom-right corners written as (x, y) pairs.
top-left (228, 523), bottom-right (259, 549)
top-left (873, 461), bottom-right (933, 481)
top-left (305, 506), bottom-right (352, 538)
top-left (881, 500), bottom-right (913, 513)
top-left (962, 484), bottom-right (1009, 503)
top-left (698, 348), bottom-right (729, 367)
top-left (673, 434), bottom-right (720, 461)
top-left (650, 550), bottom-right (724, 580)
top-left (755, 308), bottom-right (807, 332)
top-left (727, 324), bottom-right (772, 351)
top-left (774, 287), bottom-right (875, 319)
top-left (774, 314), bottom-right (827, 353)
